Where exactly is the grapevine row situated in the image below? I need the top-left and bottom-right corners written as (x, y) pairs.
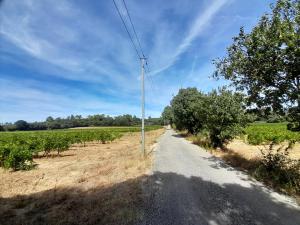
top-left (0, 126), bottom-right (161, 170)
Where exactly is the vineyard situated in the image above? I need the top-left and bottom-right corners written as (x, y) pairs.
top-left (245, 123), bottom-right (300, 145)
top-left (0, 126), bottom-right (161, 170)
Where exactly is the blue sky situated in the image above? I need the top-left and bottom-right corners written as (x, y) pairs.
top-left (0, 0), bottom-right (275, 122)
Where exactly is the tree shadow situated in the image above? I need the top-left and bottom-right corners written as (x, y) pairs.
top-left (33, 153), bottom-right (76, 159)
top-left (172, 134), bottom-right (189, 139)
top-left (201, 152), bottom-right (260, 173)
top-left (1, 172), bottom-right (299, 225)
top-left (142, 172), bottom-right (300, 225)
top-left (0, 176), bottom-right (146, 225)
top-left (201, 155), bottom-right (237, 171)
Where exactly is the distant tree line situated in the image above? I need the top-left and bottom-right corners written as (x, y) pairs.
top-left (245, 107), bottom-right (288, 123)
top-left (0, 114), bottom-right (162, 132)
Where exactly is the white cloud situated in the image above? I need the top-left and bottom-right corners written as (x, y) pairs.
top-left (0, 0), bottom-right (238, 122)
top-left (0, 0), bottom-right (139, 90)
top-left (0, 77), bottom-right (161, 122)
top-left (149, 0), bottom-right (230, 76)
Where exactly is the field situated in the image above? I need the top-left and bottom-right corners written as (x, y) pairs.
top-left (0, 127), bottom-right (164, 225)
top-left (211, 122), bottom-right (300, 160)
top-left (226, 122), bottom-right (300, 160)
top-left (245, 123), bottom-right (300, 145)
top-left (0, 126), bottom-right (161, 170)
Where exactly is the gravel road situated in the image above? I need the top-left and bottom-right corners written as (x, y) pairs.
top-left (141, 129), bottom-right (300, 225)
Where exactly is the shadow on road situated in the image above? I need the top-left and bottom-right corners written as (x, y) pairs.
top-left (171, 134), bottom-right (187, 139)
top-left (143, 172), bottom-right (300, 225)
top-left (1, 171), bottom-right (299, 225)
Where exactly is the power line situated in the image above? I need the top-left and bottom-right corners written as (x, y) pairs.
top-left (112, 0), bottom-right (148, 156)
top-left (122, 0), bottom-right (146, 58)
top-left (112, 0), bottom-right (141, 59)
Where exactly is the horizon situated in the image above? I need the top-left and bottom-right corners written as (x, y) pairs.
top-left (1, 113), bottom-right (161, 124)
top-left (0, 0), bottom-right (275, 123)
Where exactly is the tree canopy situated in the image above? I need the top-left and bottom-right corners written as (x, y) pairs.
top-left (195, 88), bottom-right (247, 147)
top-left (167, 87), bottom-right (247, 147)
top-left (162, 106), bottom-right (174, 125)
top-left (213, 0), bottom-right (300, 120)
top-left (170, 88), bottom-right (203, 134)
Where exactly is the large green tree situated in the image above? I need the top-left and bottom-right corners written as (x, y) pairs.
top-left (195, 89), bottom-right (247, 148)
top-left (170, 88), bottom-right (203, 134)
top-left (213, 0), bottom-right (300, 124)
top-left (14, 120), bottom-right (29, 131)
top-left (162, 106), bottom-right (173, 125)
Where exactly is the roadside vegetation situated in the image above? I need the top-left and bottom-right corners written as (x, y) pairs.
top-left (162, 0), bottom-right (300, 197)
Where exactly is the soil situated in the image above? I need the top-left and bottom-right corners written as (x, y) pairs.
top-left (0, 129), bottom-right (165, 225)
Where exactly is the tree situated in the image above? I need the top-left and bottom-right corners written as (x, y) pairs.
top-left (171, 88), bottom-right (203, 134)
top-left (46, 116), bottom-right (54, 122)
top-left (195, 89), bottom-right (248, 148)
top-left (14, 120), bottom-right (29, 131)
top-left (162, 106), bottom-right (173, 125)
top-left (213, 0), bottom-right (300, 126)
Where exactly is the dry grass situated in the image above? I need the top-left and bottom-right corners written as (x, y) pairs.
top-left (0, 129), bottom-right (164, 225)
top-left (227, 139), bottom-right (300, 160)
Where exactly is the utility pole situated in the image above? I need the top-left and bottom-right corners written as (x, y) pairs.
top-left (141, 57), bottom-right (146, 156)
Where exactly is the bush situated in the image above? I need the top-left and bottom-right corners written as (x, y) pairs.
top-left (254, 141), bottom-right (300, 194)
top-left (0, 143), bottom-right (11, 167)
top-left (191, 131), bottom-right (212, 149)
top-left (3, 144), bottom-right (33, 170)
top-left (267, 113), bottom-right (285, 123)
top-left (195, 88), bottom-right (247, 148)
top-left (287, 107), bottom-right (300, 131)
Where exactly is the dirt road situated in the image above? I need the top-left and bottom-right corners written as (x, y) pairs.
top-left (142, 129), bottom-right (300, 225)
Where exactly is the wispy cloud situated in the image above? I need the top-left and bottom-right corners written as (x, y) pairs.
top-left (0, 0), bottom-right (270, 122)
top-left (0, 77), bottom-right (161, 122)
top-left (0, 0), bottom-right (138, 89)
top-left (150, 0), bottom-right (230, 75)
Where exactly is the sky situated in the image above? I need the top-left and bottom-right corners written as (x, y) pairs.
top-left (0, 0), bottom-right (275, 123)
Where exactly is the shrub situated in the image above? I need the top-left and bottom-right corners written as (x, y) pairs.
top-left (3, 144), bottom-right (33, 170)
top-left (195, 88), bottom-right (247, 148)
top-left (191, 131), bottom-right (211, 149)
top-left (287, 106), bottom-right (300, 131)
top-left (0, 143), bottom-right (11, 167)
top-left (254, 141), bottom-right (300, 194)
top-left (267, 113), bottom-right (285, 123)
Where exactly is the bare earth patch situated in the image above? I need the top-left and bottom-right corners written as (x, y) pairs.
top-left (0, 129), bottom-right (164, 225)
